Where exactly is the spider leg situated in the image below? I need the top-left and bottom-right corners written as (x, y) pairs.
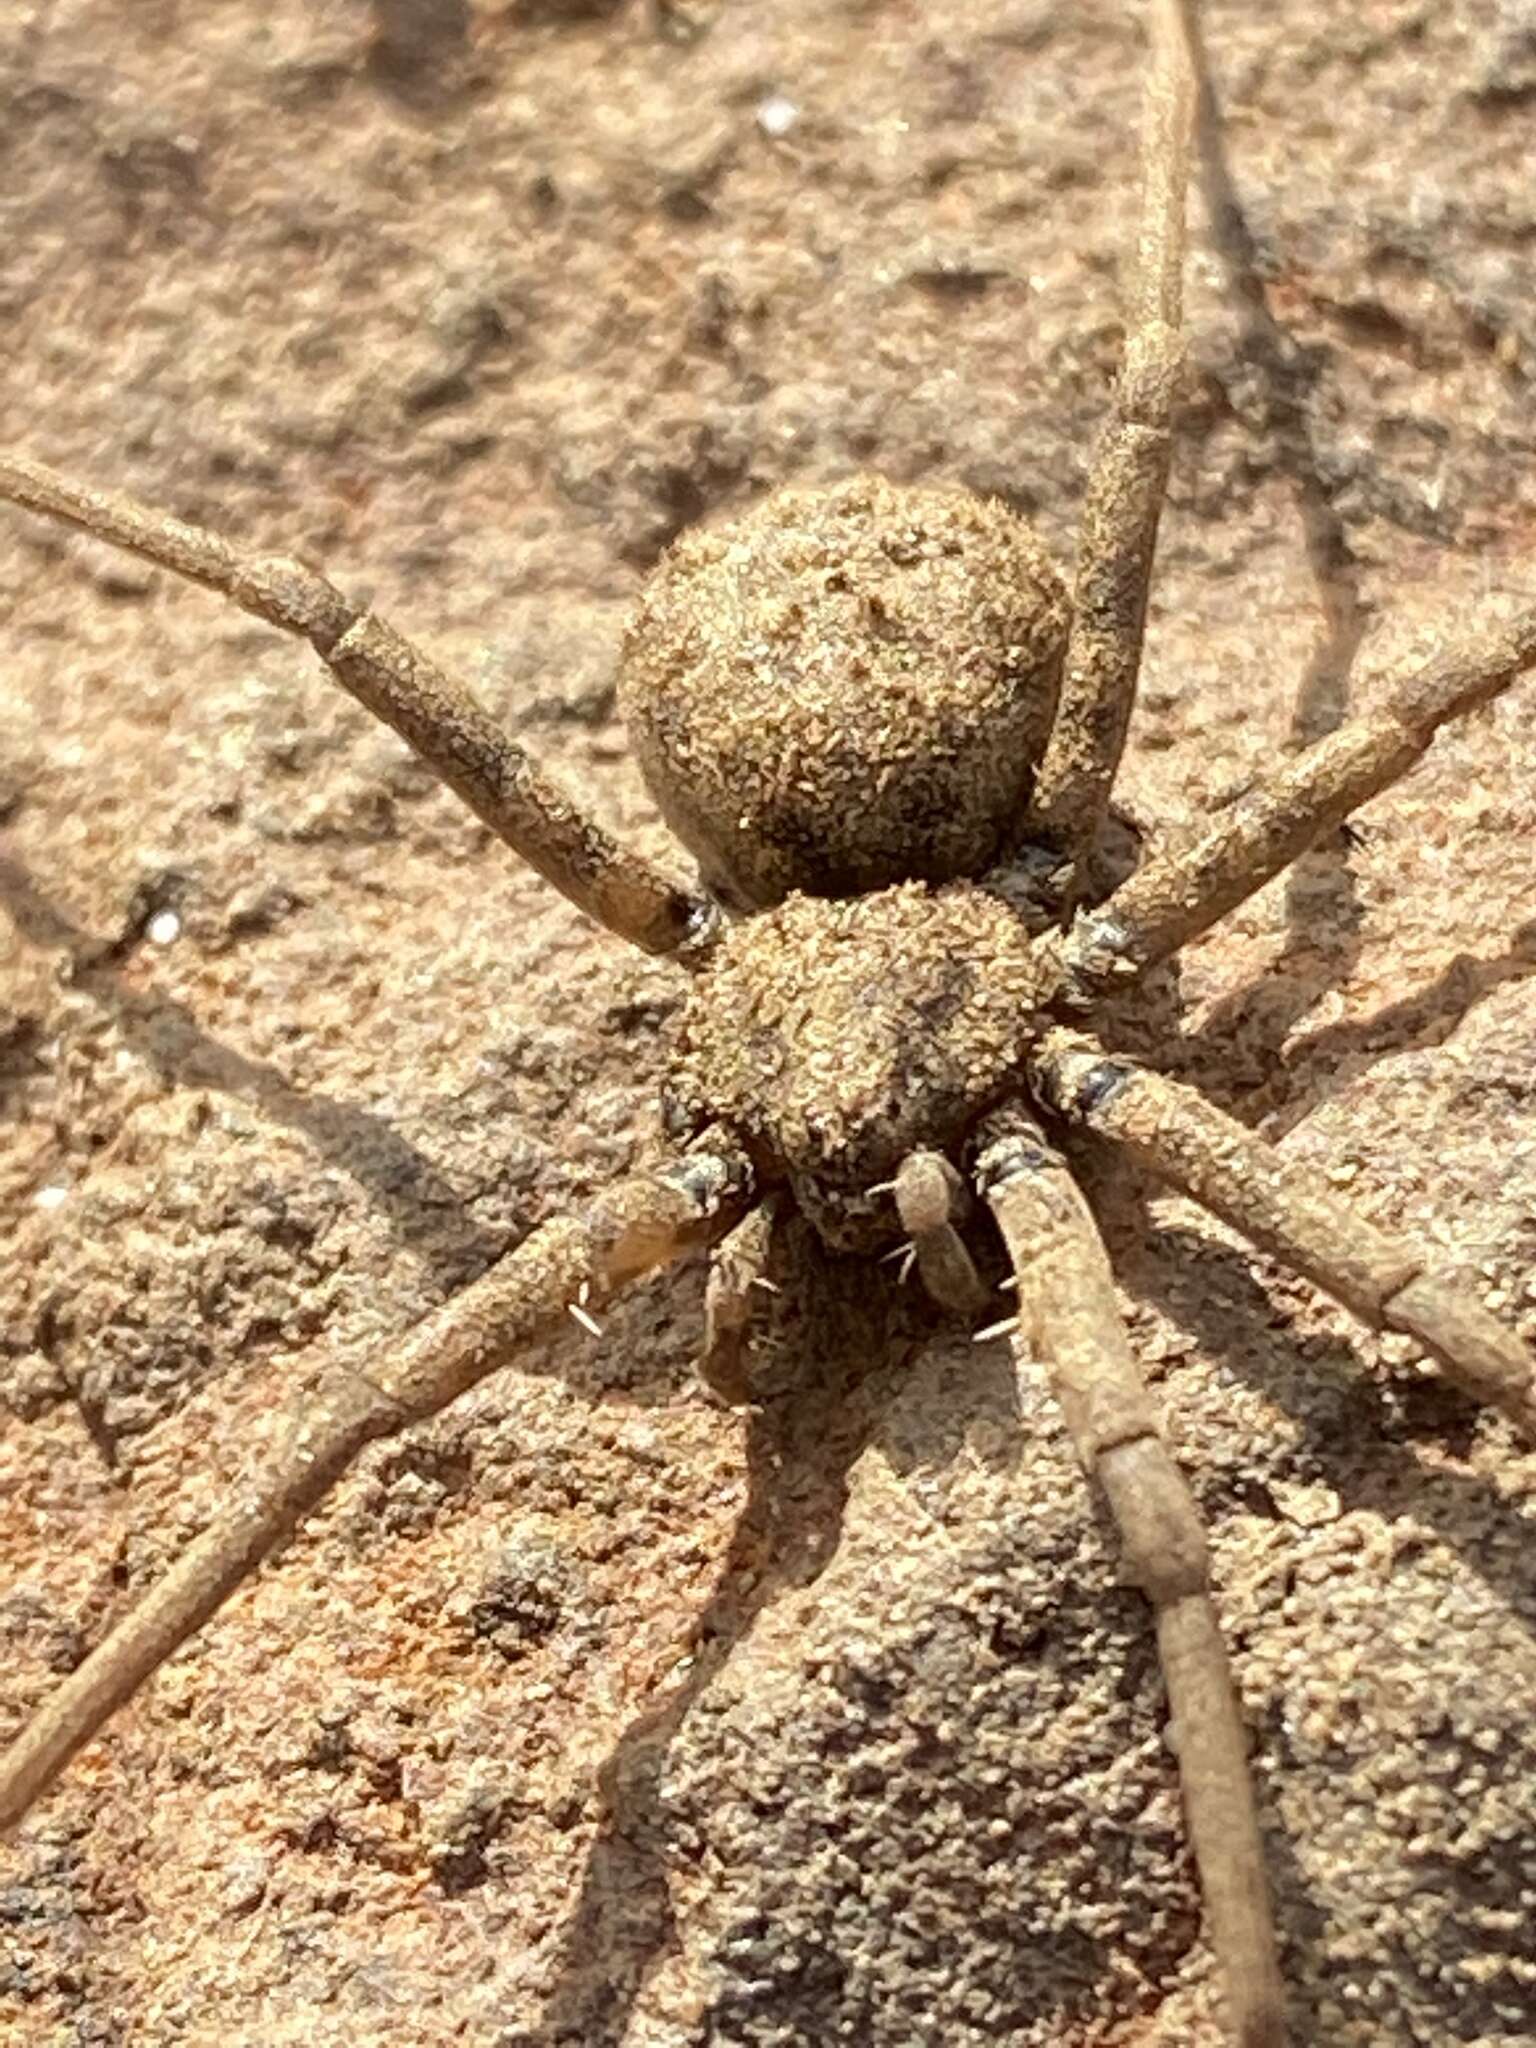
top-left (0, 1136), bottom-right (752, 1832)
top-left (700, 1195), bottom-right (781, 1405)
top-left (976, 1105), bottom-right (1284, 2048)
top-left (0, 454), bottom-right (717, 959)
top-left (1028, 0), bottom-right (1196, 903)
top-left (1033, 1028), bottom-right (1536, 1439)
top-left (894, 1150), bottom-right (989, 1316)
top-left (1046, 603), bottom-right (1536, 1005)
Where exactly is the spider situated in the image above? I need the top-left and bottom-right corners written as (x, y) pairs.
top-left (3, 2), bottom-right (1536, 2043)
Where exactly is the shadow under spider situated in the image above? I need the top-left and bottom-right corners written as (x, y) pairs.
top-left (524, 1231), bottom-right (894, 2048)
top-left (0, 852), bottom-right (505, 1279)
top-left (522, 1229), bottom-right (1302, 2045)
top-left (365, 0), bottom-right (476, 113)
top-left (1078, 1148), bottom-right (1536, 1639)
top-left (1143, 1229), bottom-right (1536, 2031)
top-left (1177, 2), bottom-right (1372, 1101)
top-left (1078, 1176), bottom-right (1536, 2036)
top-left (1131, 911), bottom-right (1536, 1145)
top-left (1246, 916), bottom-right (1536, 1139)
top-left (1108, 22), bottom-right (1508, 1131)
top-left (1120, 1216), bottom-right (1536, 1645)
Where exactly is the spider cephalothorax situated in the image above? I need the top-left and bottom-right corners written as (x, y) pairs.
top-left (5, 6), bottom-right (1536, 2047)
top-left (670, 882), bottom-right (1047, 1249)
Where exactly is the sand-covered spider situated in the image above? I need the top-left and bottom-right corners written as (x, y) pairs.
top-left (4, 1), bottom-right (1536, 2043)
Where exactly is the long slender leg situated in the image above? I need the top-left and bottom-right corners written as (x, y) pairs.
top-left (977, 1106), bottom-right (1284, 2048)
top-left (0, 455), bottom-right (718, 959)
top-left (1028, 0), bottom-right (1196, 902)
top-left (1033, 1027), bottom-right (1536, 1439)
top-left (0, 1136), bottom-right (751, 1831)
top-left (699, 1196), bottom-right (780, 1404)
top-left (1044, 603), bottom-right (1536, 1005)
top-left (894, 1150), bottom-right (988, 1317)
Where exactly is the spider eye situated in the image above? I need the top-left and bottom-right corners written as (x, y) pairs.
top-left (618, 474), bottom-right (1069, 910)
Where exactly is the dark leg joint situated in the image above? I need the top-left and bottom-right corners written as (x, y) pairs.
top-left (1034, 1042), bottom-right (1136, 1122)
top-left (659, 1137), bottom-right (756, 1217)
top-left (971, 1106), bottom-right (1063, 1197)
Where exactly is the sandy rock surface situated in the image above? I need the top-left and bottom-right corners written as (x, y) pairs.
top-left (3, 2), bottom-right (1536, 2043)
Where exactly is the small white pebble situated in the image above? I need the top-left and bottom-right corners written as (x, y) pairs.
top-left (147, 909), bottom-right (182, 946)
top-left (34, 1185), bottom-right (70, 1211)
top-left (756, 92), bottom-right (800, 138)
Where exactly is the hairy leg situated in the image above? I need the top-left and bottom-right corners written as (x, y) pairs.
top-left (0, 1137), bottom-right (751, 1831)
top-left (1045, 603), bottom-right (1536, 1004)
top-left (1028, 0), bottom-right (1196, 902)
top-left (0, 455), bottom-right (717, 958)
top-left (977, 1105), bottom-right (1284, 2048)
top-left (1033, 1028), bottom-right (1536, 1439)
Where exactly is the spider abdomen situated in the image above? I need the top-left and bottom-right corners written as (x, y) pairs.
top-left (672, 882), bottom-right (1048, 1249)
top-left (619, 474), bottom-right (1070, 912)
